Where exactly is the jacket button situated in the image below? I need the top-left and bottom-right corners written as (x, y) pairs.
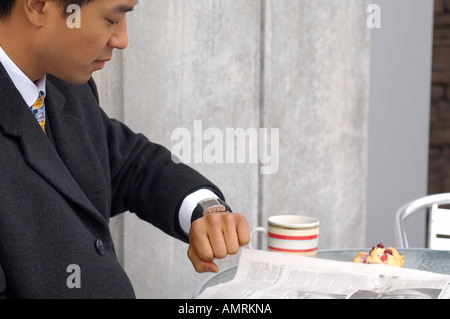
top-left (95, 238), bottom-right (105, 255)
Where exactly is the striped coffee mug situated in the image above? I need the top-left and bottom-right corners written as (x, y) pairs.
top-left (249, 215), bottom-right (320, 257)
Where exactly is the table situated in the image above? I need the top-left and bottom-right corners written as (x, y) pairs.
top-left (193, 248), bottom-right (450, 298)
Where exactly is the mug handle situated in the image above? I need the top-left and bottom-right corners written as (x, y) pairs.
top-left (249, 227), bottom-right (268, 250)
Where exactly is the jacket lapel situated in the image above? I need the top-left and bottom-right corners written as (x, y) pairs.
top-left (45, 79), bottom-right (109, 219)
top-left (0, 65), bottom-right (108, 228)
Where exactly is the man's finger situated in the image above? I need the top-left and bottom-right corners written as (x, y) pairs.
top-left (235, 214), bottom-right (250, 246)
top-left (189, 219), bottom-right (215, 262)
top-left (222, 215), bottom-right (240, 255)
top-left (187, 244), bottom-right (219, 273)
top-left (205, 215), bottom-right (229, 259)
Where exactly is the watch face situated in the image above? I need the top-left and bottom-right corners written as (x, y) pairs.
top-left (200, 198), bottom-right (221, 210)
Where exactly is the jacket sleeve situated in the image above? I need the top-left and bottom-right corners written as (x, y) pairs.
top-left (87, 79), bottom-right (224, 243)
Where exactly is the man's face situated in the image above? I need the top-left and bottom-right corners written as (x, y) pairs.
top-left (40, 0), bottom-right (137, 84)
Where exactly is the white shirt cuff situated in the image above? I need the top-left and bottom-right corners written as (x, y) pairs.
top-left (179, 189), bottom-right (219, 235)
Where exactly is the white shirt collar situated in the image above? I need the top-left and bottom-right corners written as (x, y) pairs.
top-left (0, 46), bottom-right (46, 107)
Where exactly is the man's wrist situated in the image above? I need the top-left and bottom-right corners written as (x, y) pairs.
top-left (191, 198), bottom-right (233, 224)
top-left (179, 189), bottom-right (219, 235)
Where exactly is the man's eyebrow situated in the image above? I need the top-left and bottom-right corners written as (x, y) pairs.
top-left (113, 2), bottom-right (138, 13)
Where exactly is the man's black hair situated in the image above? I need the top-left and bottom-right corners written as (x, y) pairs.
top-left (0, 0), bottom-right (15, 19)
top-left (0, 0), bottom-right (92, 20)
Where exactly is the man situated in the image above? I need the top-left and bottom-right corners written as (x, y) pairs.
top-left (0, 0), bottom-right (250, 298)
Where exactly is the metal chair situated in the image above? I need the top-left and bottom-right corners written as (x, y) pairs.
top-left (394, 193), bottom-right (450, 249)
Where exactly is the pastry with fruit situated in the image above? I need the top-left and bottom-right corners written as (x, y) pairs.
top-left (352, 243), bottom-right (405, 268)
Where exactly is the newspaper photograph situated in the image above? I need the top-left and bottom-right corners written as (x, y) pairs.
top-left (197, 249), bottom-right (450, 299)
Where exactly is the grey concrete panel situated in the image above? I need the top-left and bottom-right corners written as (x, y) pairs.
top-left (261, 0), bottom-right (371, 249)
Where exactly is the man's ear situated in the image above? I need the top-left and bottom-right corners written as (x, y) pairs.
top-left (22, 0), bottom-right (47, 27)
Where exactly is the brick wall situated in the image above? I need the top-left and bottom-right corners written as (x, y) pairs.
top-left (428, 0), bottom-right (450, 194)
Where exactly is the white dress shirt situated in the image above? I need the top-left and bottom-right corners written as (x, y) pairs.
top-left (0, 46), bottom-right (46, 105)
top-left (0, 46), bottom-right (218, 236)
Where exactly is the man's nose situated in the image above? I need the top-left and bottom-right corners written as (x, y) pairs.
top-left (108, 19), bottom-right (129, 50)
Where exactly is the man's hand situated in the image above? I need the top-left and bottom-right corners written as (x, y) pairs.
top-left (187, 212), bottom-right (250, 273)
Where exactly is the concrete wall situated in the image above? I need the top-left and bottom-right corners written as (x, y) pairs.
top-left (95, 0), bottom-right (371, 299)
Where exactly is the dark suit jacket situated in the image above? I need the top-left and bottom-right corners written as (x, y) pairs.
top-left (0, 64), bottom-right (223, 299)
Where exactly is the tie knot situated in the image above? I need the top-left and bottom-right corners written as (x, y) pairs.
top-left (32, 91), bottom-right (45, 109)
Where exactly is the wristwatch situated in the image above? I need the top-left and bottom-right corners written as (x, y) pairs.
top-left (191, 197), bottom-right (233, 224)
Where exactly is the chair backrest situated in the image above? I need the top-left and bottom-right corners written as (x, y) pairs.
top-left (428, 204), bottom-right (450, 250)
top-left (394, 193), bottom-right (450, 249)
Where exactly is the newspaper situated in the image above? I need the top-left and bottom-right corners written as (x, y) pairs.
top-left (197, 249), bottom-right (450, 299)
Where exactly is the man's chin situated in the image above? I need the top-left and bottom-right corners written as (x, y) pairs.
top-left (53, 72), bottom-right (94, 85)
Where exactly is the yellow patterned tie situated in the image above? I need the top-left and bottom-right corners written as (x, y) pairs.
top-left (30, 91), bottom-right (46, 133)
